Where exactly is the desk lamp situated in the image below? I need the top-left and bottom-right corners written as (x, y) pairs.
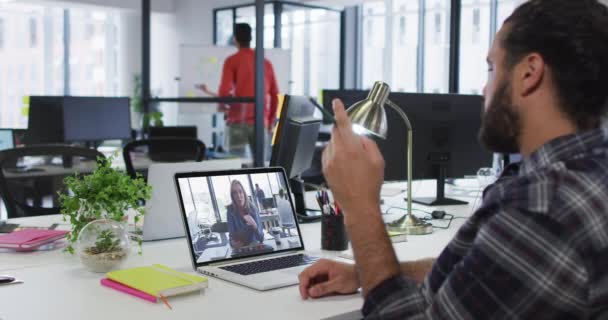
top-left (347, 82), bottom-right (432, 235)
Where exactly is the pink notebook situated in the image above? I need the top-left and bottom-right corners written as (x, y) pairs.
top-left (100, 278), bottom-right (157, 303)
top-left (0, 229), bottom-right (68, 250)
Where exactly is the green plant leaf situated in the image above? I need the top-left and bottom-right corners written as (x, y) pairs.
top-left (59, 154), bottom-right (151, 254)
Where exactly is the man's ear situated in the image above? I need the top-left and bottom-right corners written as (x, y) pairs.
top-left (518, 53), bottom-right (545, 97)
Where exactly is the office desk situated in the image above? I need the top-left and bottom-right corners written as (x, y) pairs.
top-left (0, 181), bottom-right (483, 320)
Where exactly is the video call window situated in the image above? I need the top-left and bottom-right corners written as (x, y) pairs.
top-left (178, 172), bottom-right (302, 263)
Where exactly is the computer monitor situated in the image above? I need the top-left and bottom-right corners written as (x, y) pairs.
top-left (25, 96), bottom-right (132, 145)
top-left (322, 90), bottom-right (493, 206)
top-left (0, 129), bottom-right (14, 151)
top-left (25, 96), bottom-right (65, 144)
top-left (62, 97), bottom-right (131, 142)
top-left (270, 95), bottom-right (321, 220)
top-left (321, 90), bottom-right (368, 124)
top-left (149, 126), bottom-right (197, 139)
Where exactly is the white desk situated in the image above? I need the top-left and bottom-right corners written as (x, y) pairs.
top-left (0, 181), bottom-right (483, 320)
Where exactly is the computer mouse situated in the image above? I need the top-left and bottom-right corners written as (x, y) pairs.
top-left (431, 210), bottom-right (447, 219)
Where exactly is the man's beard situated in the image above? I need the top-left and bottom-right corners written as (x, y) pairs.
top-left (478, 80), bottom-right (521, 154)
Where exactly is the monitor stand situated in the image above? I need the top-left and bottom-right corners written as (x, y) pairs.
top-left (290, 178), bottom-right (322, 222)
top-left (411, 163), bottom-right (468, 206)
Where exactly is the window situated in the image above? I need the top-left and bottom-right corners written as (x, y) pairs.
top-left (29, 17), bottom-right (37, 47)
top-left (398, 15), bottom-right (407, 45)
top-left (497, 0), bottom-right (526, 27)
top-left (0, 2), bottom-right (123, 129)
top-left (472, 7), bottom-right (480, 43)
top-left (0, 3), bottom-right (64, 128)
top-left (392, 0), bottom-right (419, 93)
top-left (458, 0), bottom-right (491, 95)
top-left (235, 4), bottom-right (275, 49)
top-left (433, 11), bottom-right (442, 44)
top-left (362, 0), bottom-right (446, 93)
top-left (0, 18), bottom-right (4, 49)
top-left (215, 9), bottom-right (233, 46)
top-left (69, 9), bottom-right (120, 96)
top-left (361, 2), bottom-right (386, 89)
top-left (424, 0), bottom-right (451, 93)
top-left (214, 3), bottom-right (341, 97)
top-left (282, 5), bottom-right (341, 96)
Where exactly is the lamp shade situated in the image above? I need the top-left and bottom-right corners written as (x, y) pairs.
top-left (346, 81), bottom-right (390, 140)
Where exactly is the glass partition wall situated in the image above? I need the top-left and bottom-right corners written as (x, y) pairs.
top-left (213, 1), bottom-right (342, 98)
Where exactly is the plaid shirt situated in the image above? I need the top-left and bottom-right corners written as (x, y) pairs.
top-left (362, 128), bottom-right (608, 319)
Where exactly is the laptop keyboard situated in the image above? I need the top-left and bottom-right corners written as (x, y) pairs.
top-left (220, 254), bottom-right (319, 276)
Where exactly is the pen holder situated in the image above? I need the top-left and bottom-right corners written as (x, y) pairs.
top-left (321, 214), bottom-right (348, 251)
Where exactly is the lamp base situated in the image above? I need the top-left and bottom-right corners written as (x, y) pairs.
top-left (386, 214), bottom-right (433, 235)
top-left (411, 197), bottom-right (468, 206)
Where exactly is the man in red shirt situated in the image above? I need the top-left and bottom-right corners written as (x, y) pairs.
top-left (199, 23), bottom-right (280, 158)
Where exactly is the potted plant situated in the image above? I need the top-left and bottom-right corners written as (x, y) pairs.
top-left (59, 155), bottom-right (151, 257)
top-left (77, 219), bottom-right (131, 272)
top-left (131, 74), bottom-right (144, 130)
top-left (142, 111), bottom-right (164, 131)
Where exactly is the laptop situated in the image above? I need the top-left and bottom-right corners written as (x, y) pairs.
top-left (175, 167), bottom-right (319, 291)
top-left (143, 159), bottom-right (242, 241)
top-left (0, 129), bottom-right (14, 151)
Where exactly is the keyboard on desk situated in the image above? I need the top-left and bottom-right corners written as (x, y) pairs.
top-left (230, 243), bottom-right (275, 258)
top-left (220, 254), bottom-right (319, 276)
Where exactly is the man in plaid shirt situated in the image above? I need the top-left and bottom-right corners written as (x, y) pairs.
top-left (298, 0), bottom-right (608, 318)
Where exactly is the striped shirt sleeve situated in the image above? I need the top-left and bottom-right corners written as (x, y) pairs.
top-left (362, 206), bottom-right (587, 319)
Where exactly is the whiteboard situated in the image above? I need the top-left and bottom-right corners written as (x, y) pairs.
top-left (177, 45), bottom-right (291, 148)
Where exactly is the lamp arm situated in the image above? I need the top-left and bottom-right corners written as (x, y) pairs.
top-left (385, 99), bottom-right (413, 217)
top-left (385, 100), bottom-right (412, 131)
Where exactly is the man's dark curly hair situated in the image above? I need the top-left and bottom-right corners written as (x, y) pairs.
top-left (502, 0), bottom-right (608, 129)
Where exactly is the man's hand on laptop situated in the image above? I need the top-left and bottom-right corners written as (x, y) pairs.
top-left (298, 259), bottom-right (359, 299)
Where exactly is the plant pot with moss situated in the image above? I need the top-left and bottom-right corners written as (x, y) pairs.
top-left (59, 156), bottom-right (151, 269)
top-left (77, 219), bottom-right (130, 272)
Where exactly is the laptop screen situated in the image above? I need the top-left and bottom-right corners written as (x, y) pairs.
top-left (0, 129), bottom-right (14, 151)
top-left (175, 168), bottom-right (304, 267)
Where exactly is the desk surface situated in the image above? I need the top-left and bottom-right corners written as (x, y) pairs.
top-left (0, 181), bottom-right (483, 320)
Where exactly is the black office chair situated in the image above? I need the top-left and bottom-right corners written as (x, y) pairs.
top-left (122, 138), bottom-right (206, 179)
top-left (0, 145), bottom-right (105, 218)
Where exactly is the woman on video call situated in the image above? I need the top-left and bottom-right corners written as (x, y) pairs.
top-left (226, 180), bottom-right (264, 248)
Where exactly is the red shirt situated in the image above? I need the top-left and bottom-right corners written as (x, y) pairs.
top-left (218, 48), bottom-right (280, 128)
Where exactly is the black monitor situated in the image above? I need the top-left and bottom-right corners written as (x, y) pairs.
top-left (270, 95), bottom-right (321, 220)
top-left (149, 126), bottom-right (197, 139)
top-left (62, 97), bottom-right (131, 142)
top-left (321, 90), bottom-right (368, 124)
top-left (25, 96), bottom-right (131, 145)
top-left (25, 96), bottom-right (65, 144)
top-left (322, 90), bottom-right (493, 206)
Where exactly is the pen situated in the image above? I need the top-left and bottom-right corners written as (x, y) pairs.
top-left (334, 201), bottom-right (342, 216)
top-left (159, 293), bottom-right (173, 310)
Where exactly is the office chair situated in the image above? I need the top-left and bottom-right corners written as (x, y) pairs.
top-left (0, 145), bottom-right (105, 218)
top-left (122, 138), bottom-right (206, 179)
top-left (276, 196), bottom-right (297, 236)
